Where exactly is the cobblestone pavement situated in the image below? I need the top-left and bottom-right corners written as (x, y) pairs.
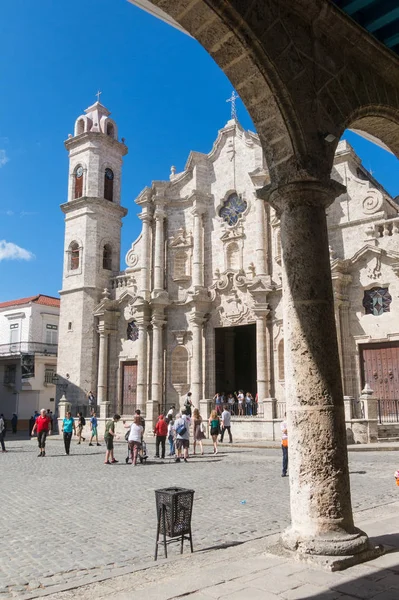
top-left (1, 436), bottom-right (399, 597)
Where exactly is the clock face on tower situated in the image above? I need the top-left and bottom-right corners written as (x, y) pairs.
top-left (76, 166), bottom-right (83, 178)
top-left (105, 168), bottom-right (114, 180)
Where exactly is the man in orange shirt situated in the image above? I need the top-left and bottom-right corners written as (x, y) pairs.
top-left (154, 414), bottom-right (168, 459)
top-left (32, 408), bottom-right (52, 457)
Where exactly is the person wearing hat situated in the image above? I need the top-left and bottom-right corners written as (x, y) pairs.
top-left (153, 414), bottom-right (168, 459)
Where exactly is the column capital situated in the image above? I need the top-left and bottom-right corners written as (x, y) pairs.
top-left (189, 311), bottom-right (206, 327)
top-left (154, 206), bottom-right (166, 221)
top-left (135, 316), bottom-right (150, 329)
top-left (259, 179), bottom-right (345, 216)
top-left (139, 211), bottom-right (153, 225)
top-left (151, 310), bottom-right (166, 329)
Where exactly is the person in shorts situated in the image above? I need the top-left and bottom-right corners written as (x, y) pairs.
top-left (89, 412), bottom-right (101, 446)
top-left (104, 414), bottom-right (120, 464)
top-left (174, 410), bottom-right (191, 463)
top-left (128, 415), bottom-right (144, 466)
top-left (32, 408), bottom-right (52, 457)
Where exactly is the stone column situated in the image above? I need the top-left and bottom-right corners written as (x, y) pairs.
top-left (268, 179), bottom-right (371, 561)
top-left (255, 311), bottom-right (270, 403)
top-left (97, 327), bottom-right (110, 418)
top-left (139, 211), bottom-right (152, 299)
top-left (136, 318), bottom-right (149, 414)
top-left (192, 206), bottom-right (205, 289)
top-left (360, 384), bottom-right (378, 443)
top-left (255, 196), bottom-right (268, 276)
top-left (147, 311), bottom-right (165, 430)
top-left (339, 300), bottom-right (355, 397)
top-left (189, 311), bottom-right (204, 409)
top-left (153, 207), bottom-right (165, 293)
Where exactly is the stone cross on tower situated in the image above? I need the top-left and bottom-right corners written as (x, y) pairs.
top-left (96, 90), bottom-right (102, 103)
top-left (226, 90), bottom-right (239, 120)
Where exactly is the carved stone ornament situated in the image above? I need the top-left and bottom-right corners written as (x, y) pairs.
top-left (123, 303), bottom-right (135, 321)
top-left (125, 249), bottom-right (139, 268)
top-left (169, 227), bottom-right (193, 248)
top-left (217, 289), bottom-right (251, 326)
top-left (362, 191), bottom-right (383, 215)
top-left (366, 256), bottom-right (382, 280)
top-left (172, 330), bottom-right (187, 345)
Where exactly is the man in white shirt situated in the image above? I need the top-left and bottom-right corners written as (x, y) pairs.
top-left (220, 407), bottom-right (233, 443)
top-left (281, 415), bottom-right (288, 477)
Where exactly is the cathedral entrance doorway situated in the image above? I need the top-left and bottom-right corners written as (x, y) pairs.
top-left (215, 324), bottom-right (257, 398)
top-left (121, 361), bottom-right (137, 414)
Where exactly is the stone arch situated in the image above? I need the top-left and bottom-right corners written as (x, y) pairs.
top-left (102, 243), bottom-right (112, 270)
top-left (146, 0), bottom-right (301, 184)
top-left (343, 106), bottom-right (399, 159)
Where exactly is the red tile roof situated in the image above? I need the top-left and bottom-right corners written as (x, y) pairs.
top-left (0, 295), bottom-right (60, 309)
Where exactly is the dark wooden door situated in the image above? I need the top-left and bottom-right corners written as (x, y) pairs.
top-left (122, 361), bottom-right (137, 414)
top-left (361, 343), bottom-right (399, 400)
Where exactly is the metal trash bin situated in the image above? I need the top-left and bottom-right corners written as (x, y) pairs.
top-left (154, 487), bottom-right (194, 560)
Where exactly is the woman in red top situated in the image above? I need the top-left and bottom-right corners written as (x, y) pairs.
top-left (153, 414), bottom-right (168, 459)
top-left (32, 408), bottom-right (52, 457)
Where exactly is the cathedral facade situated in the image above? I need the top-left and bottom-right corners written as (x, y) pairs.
top-left (57, 101), bottom-right (399, 429)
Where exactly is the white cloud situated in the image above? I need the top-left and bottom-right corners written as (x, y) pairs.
top-left (0, 240), bottom-right (35, 262)
top-left (0, 149), bottom-right (9, 167)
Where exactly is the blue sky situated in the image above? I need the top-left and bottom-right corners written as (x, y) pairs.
top-left (1, 0), bottom-right (398, 303)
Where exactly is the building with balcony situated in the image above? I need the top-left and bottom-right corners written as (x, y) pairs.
top-left (0, 294), bottom-right (60, 428)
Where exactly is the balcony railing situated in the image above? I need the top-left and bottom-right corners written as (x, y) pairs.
top-left (0, 342), bottom-right (58, 357)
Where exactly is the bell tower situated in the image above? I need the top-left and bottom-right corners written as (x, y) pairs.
top-left (57, 99), bottom-right (128, 407)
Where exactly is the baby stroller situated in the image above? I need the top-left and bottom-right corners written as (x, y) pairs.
top-left (125, 436), bottom-right (148, 465)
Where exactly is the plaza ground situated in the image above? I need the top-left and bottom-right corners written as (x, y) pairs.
top-left (1, 435), bottom-right (399, 598)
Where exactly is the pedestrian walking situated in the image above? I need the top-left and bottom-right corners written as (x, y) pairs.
top-left (89, 412), bottom-right (101, 446)
top-left (154, 414), bottom-right (168, 459)
top-left (62, 411), bottom-right (76, 455)
top-left (220, 406), bottom-right (233, 443)
top-left (167, 417), bottom-right (175, 456)
top-left (76, 412), bottom-right (86, 444)
top-left (281, 414), bottom-right (288, 477)
top-left (128, 415), bottom-right (144, 466)
top-left (0, 414), bottom-right (7, 453)
top-left (209, 409), bottom-right (221, 455)
top-left (104, 414), bottom-right (121, 464)
top-left (32, 408), bottom-right (52, 457)
top-left (174, 410), bottom-right (191, 463)
top-left (11, 413), bottom-right (18, 434)
top-left (184, 393), bottom-right (193, 417)
top-left (192, 408), bottom-right (205, 455)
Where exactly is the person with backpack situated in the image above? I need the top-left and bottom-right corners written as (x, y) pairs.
top-left (174, 409), bottom-right (191, 463)
top-left (89, 412), bottom-right (101, 446)
top-left (184, 393), bottom-right (193, 417)
top-left (76, 412), bottom-right (86, 444)
top-left (0, 414), bottom-right (7, 452)
top-left (154, 414), bottom-right (168, 459)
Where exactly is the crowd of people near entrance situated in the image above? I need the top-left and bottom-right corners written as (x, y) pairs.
top-left (101, 393), bottom-right (234, 466)
top-left (213, 390), bottom-right (258, 416)
top-left (0, 389), bottom-right (288, 477)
